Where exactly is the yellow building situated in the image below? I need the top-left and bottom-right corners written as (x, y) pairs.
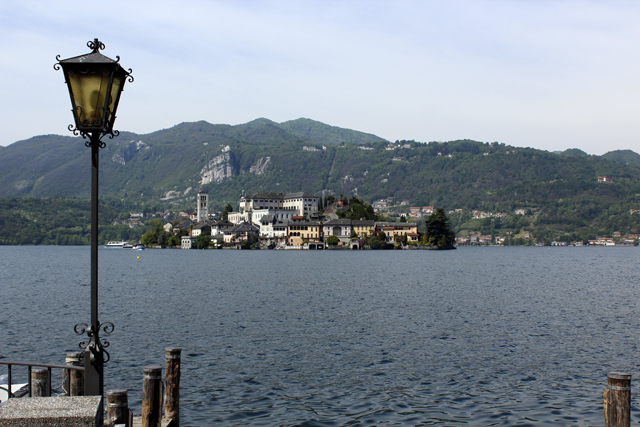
top-left (351, 220), bottom-right (375, 239)
top-left (287, 220), bottom-right (322, 247)
top-left (375, 222), bottom-right (418, 243)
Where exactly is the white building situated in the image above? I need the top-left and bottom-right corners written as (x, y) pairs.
top-left (323, 219), bottom-right (352, 244)
top-left (259, 215), bottom-right (289, 239)
top-left (231, 191), bottom-right (319, 225)
top-left (181, 235), bottom-right (195, 249)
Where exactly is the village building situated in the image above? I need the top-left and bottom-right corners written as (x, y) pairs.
top-left (259, 215), bottom-right (289, 247)
top-left (210, 219), bottom-right (234, 237)
top-left (224, 222), bottom-right (259, 245)
top-left (287, 218), bottom-right (323, 248)
top-left (351, 220), bottom-right (375, 239)
top-left (323, 219), bottom-right (353, 245)
top-left (190, 222), bottom-right (211, 237)
top-left (598, 176), bottom-right (614, 183)
top-left (229, 191), bottom-right (320, 225)
top-left (181, 235), bottom-right (196, 249)
top-left (374, 222), bottom-right (418, 243)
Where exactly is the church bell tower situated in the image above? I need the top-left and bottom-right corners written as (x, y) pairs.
top-left (197, 190), bottom-right (208, 222)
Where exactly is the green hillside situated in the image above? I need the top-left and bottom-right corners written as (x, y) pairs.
top-left (602, 149), bottom-right (640, 164)
top-left (1, 118), bottom-right (640, 244)
top-left (278, 118), bottom-right (388, 145)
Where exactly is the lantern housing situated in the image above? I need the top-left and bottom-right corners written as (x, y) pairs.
top-left (55, 39), bottom-right (132, 137)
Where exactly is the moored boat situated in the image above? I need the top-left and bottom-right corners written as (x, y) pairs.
top-left (105, 241), bottom-right (128, 248)
top-left (132, 244), bottom-right (145, 250)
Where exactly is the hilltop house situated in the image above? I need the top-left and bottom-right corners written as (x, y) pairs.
top-left (228, 191), bottom-right (319, 225)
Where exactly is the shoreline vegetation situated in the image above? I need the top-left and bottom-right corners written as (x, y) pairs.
top-left (2, 122), bottom-right (640, 246)
top-left (0, 195), bottom-right (638, 247)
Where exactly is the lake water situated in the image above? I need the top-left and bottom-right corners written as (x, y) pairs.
top-left (0, 246), bottom-right (639, 426)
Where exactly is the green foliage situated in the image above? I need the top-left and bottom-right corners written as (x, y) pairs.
top-left (366, 231), bottom-right (389, 250)
top-left (423, 208), bottom-right (455, 248)
top-left (221, 204), bottom-right (233, 220)
top-left (337, 197), bottom-right (377, 221)
top-left (3, 120), bottom-right (640, 243)
top-left (167, 235), bottom-right (180, 247)
top-left (195, 233), bottom-right (211, 249)
top-left (327, 235), bottom-right (340, 246)
top-left (601, 149), bottom-right (640, 164)
top-left (0, 197), bottom-right (144, 245)
top-left (278, 118), bottom-right (387, 146)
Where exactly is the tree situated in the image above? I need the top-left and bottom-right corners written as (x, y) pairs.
top-left (167, 235), bottom-right (181, 247)
top-left (149, 218), bottom-right (163, 234)
top-left (337, 196), bottom-right (377, 221)
top-left (141, 232), bottom-right (156, 246)
top-left (367, 231), bottom-right (388, 249)
top-left (327, 235), bottom-right (340, 246)
top-left (195, 233), bottom-right (211, 249)
top-left (221, 204), bottom-right (233, 220)
top-left (423, 208), bottom-right (456, 248)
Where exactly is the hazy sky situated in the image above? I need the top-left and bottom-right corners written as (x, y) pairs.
top-left (1, 0), bottom-right (639, 154)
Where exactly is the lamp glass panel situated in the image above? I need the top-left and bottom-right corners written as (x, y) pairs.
top-left (67, 67), bottom-right (111, 128)
top-left (107, 74), bottom-right (123, 125)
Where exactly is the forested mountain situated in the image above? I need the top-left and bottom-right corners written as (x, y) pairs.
top-left (1, 118), bottom-right (640, 243)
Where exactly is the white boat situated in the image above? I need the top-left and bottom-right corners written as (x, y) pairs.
top-left (105, 241), bottom-right (128, 248)
top-left (132, 244), bottom-right (145, 250)
top-left (0, 383), bottom-right (29, 405)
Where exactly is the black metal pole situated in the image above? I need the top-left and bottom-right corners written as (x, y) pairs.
top-left (84, 132), bottom-right (103, 399)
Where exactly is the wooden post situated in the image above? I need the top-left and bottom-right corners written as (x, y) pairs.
top-left (31, 368), bottom-right (49, 397)
top-left (142, 365), bottom-right (162, 427)
top-left (107, 389), bottom-right (130, 426)
top-left (604, 372), bottom-right (631, 427)
top-left (65, 352), bottom-right (84, 396)
top-left (164, 347), bottom-right (182, 426)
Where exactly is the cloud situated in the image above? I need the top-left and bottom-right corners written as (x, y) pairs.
top-left (1, 0), bottom-right (639, 155)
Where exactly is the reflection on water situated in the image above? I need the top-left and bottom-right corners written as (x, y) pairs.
top-left (1, 246), bottom-right (639, 426)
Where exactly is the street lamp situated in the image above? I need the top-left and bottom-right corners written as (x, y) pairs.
top-left (55, 38), bottom-right (133, 398)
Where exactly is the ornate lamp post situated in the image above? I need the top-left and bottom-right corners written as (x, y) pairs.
top-left (55, 39), bottom-right (133, 398)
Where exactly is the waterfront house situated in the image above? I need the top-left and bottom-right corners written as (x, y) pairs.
top-left (351, 220), bottom-right (375, 239)
top-left (323, 219), bottom-right (353, 245)
top-left (224, 222), bottom-right (259, 245)
top-left (259, 215), bottom-right (289, 247)
top-left (374, 222), bottom-right (418, 243)
top-left (181, 235), bottom-right (196, 249)
top-left (288, 219), bottom-right (322, 247)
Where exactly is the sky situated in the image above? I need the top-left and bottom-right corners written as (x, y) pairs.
top-left (1, 0), bottom-right (639, 155)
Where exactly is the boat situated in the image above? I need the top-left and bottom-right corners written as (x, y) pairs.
top-left (0, 382), bottom-right (29, 405)
top-left (132, 244), bottom-right (145, 250)
top-left (105, 241), bottom-right (128, 248)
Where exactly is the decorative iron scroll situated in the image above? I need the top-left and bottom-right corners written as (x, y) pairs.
top-left (87, 38), bottom-right (105, 53)
top-left (74, 321), bottom-right (115, 363)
